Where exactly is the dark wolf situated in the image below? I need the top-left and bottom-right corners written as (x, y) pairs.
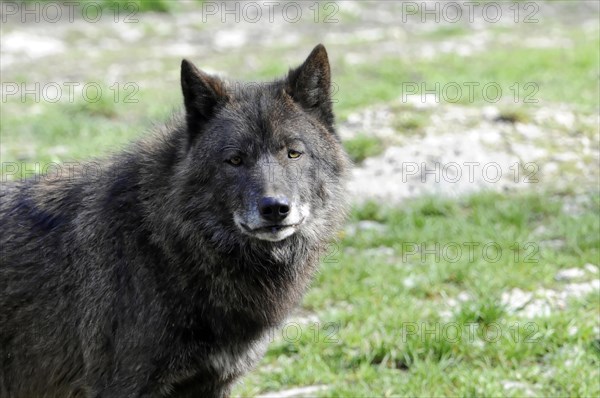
top-left (0, 44), bottom-right (349, 397)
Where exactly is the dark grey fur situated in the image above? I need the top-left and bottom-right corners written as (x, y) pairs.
top-left (0, 45), bottom-right (349, 397)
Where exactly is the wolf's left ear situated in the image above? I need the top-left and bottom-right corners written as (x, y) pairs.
top-left (285, 44), bottom-right (334, 132)
top-left (181, 59), bottom-right (228, 135)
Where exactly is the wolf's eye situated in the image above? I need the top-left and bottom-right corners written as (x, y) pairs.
top-left (288, 150), bottom-right (302, 159)
top-left (228, 156), bottom-right (243, 166)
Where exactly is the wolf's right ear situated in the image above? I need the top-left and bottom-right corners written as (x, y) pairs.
top-left (285, 44), bottom-right (334, 133)
top-left (181, 59), bottom-right (228, 133)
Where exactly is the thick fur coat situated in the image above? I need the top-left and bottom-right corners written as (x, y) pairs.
top-left (0, 44), bottom-right (349, 397)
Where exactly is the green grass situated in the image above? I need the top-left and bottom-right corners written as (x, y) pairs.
top-left (328, 28), bottom-right (599, 118)
top-left (234, 192), bottom-right (600, 397)
top-left (343, 134), bottom-right (385, 163)
top-left (0, 86), bottom-right (179, 175)
top-left (412, 36), bottom-right (598, 109)
top-left (390, 105), bottom-right (431, 136)
top-left (422, 25), bottom-right (470, 39)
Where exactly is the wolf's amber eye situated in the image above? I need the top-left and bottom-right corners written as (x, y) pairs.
top-left (288, 150), bottom-right (302, 159)
top-left (228, 156), bottom-right (243, 166)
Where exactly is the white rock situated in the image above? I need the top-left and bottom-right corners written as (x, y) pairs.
top-left (555, 268), bottom-right (586, 281)
top-left (403, 93), bottom-right (439, 109)
top-left (344, 221), bottom-right (388, 236)
top-left (584, 264), bottom-right (599, 274)
top-left (501, 380), bottom-right (536, 397)
top-left (357, 221), bottom-right (387, 233)
top-left (501, 288), bottom-right (533, 312)
top-left (403, 276), bottom-right (417, 288)
top-left (482, 106), bottom-right (500, 121)
top-left (364, 246), bottom-right (395, 257)
top-left (554, 111), bottom-right (575, 129)
top-left (214, 30), bottom-right (247, 50)
top-left (521, 300), bottom-right (552, 318)
top-left (1, 32), bottom-right (66, 58)
top-left (515, 123), bottom-right (543, 139)
top-left (542, 162), bottom-right (559, 176)
top-left (286, 313), bottom-right (320, 326)
top-left (563, 280), bottom-right (600, 298)
top-left (346, 112), bottom-right (362, 124)
top-left (568, 325), bottom-right (578, 336)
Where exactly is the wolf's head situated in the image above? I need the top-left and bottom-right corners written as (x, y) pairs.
top-left (170, 45), bottom-right (348, 247)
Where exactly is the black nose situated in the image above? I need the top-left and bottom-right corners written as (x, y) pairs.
top-left (258, 197), bottom-right (290, 222)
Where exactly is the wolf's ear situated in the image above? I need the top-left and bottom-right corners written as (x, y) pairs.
top-left (285, 44), bottom-right (334, 132)
top-left (181, 59), bottom-right (228, 133)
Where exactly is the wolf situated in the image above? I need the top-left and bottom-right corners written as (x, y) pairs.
top-left (0, 44), bottom-right (349, 397)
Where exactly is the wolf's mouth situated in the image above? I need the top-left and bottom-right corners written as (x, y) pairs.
top-left (240, 218), bottom-right (305, 234)
top-left (233, 209), bottom-right (310, 242)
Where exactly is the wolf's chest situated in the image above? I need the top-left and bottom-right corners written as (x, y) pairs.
top-left (160, 330), bottom-right (271, 393)
top-left (207, 332), bottom-right (271, 380)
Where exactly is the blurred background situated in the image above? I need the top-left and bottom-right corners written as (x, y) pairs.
top-left (1, 1), bottom-right (599, 396)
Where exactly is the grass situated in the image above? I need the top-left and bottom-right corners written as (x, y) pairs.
top-left (421, 25), bottom-right (470, 39)
top-left (343, 134), bottom-right (385, 163)
top-left (328, 28), bottom-right (599, 118)
top-left (233, 192), bottom-right (600, 397)
top-left (390, 105), bottom-right (431, 136)
top-left (0, 86), bottom-right (180, 177)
